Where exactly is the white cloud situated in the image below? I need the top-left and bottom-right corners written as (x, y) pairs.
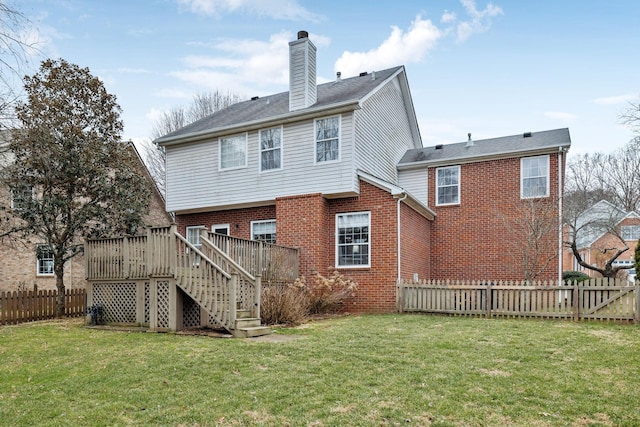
top-left (169, 31), bottom-right (293, 96)
top-left (176, 0), bottom-right (322, 22)
top-left (441, 11), bottom-right (457, 24)
top-left (544, 111), bottom-right (577, 122)
top-left (456, 0), bottom-right (503, 42)
top-left (334, 15), bottom-right (442, 77)
top-left (592, 94), bottom-right (637, 106)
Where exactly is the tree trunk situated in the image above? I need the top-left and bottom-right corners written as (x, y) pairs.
top-left (54, 258), bottom-right (65, 318)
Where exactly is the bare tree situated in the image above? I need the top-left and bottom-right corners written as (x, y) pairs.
top-left (500, 199), bottom-right (561, 282)
top-left (0, 2), bottom-right (38, 129)
top-left (563, 198), bottom-right (632, 278)
top-left (146, 90), bottom-right (244, 195)
top-left (619, 95), bottom-right (640, 134)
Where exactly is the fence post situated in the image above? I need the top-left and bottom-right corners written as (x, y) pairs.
top-left (573, 284), bottom-right (580, 322)
top-left (635, 284), bottom-right (640, 325)
top-left (396, 279), bottom-right (404, 313)
top-left (485, 282), bottom-right (492, 319)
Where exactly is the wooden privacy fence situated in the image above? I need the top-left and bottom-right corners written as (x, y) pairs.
top-left (0, 289), bottom-right (86, 325)
top-left (397, 278), bottom-right (640, 323)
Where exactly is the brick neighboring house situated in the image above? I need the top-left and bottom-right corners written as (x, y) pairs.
top-left (0, 135), bottom-right (171, 292)
top-left (563, 200), bottom-right (640, 281)
top-left (156, 31), bottom-right (572, 312)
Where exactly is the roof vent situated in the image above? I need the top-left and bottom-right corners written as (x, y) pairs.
top-left (523, 132), bottom-right (532, 138)
top-left (435, 144), bottom-right (443, 150)
top-left (251, 96), bottom-right (259, 101)
top-left (359, 71), bottom-right (367, 77)
top-left (336, 71), bottom-right (341, 82)
top-left (466, 132), bottom-right (474, 147)
top-left (371, 70), bottom-right (376, 80)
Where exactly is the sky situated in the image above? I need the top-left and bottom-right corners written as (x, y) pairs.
top-left (11, 0), bottom-right (640, 157)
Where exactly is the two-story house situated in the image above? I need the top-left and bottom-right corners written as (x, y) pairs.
top-left (563, 200), bottom-right (639, 282)
top-left (156, 31), bottom-right (571, 312)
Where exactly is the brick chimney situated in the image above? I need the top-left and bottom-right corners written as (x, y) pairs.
top-left (289, 30), bottom-right (317, 112)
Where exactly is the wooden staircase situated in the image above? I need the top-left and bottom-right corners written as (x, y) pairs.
top-left (174, 231), bottom-right (271, 338)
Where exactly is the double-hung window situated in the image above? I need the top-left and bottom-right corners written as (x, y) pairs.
top-left (36, 245), bottom-right (54, 276)
top-left (219, 134), bottom-right (247, 170)
top-left (11, 184), bottom-right (33, 211)
top-left (521, 155), bottom-right (549, 198)
top-left (336, 212), bottom-right (370, 268)
top-left (436, 166), bottom-right (460, 206)
top-left (315, 116), bottom-right (340, 163)
top-left (622, 225), bottom-right (640, 240)
top-left (211, 224), bottom-right (230, 236)
top-left (260, 127), bottom-right (282, 171)
top-left (251, 220), bottom-right (276, 244)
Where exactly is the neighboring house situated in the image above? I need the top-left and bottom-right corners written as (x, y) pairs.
top-left (563, 200), bottom-right (640, 281)
top-left (0, 134), bottom-right (172, 292)
top-left (156, 31), bottom-right (571, 312)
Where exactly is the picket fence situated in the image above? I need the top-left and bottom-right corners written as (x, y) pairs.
top-left (397, 278), bottom-right (640, 323)
top-left (0, 289), bottom-right (86, 325)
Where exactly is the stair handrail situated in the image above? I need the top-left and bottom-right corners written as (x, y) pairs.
top-left (200, 235), bottom-right (256, 283)
top-left (173, 232), bottom-right (232, 280)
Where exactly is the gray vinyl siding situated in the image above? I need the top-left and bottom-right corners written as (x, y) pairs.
top-left (398, 168), bottom-right (428, 206)
top-left (165, 113), bottom-right (356, 212)
top-left (354, 77), bottom-right (416, 184)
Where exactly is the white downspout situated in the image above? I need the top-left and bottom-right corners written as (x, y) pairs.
top-left (397, 192), bottom-right (408, 280)
top-left (558, 147), bottom-right (564, 282)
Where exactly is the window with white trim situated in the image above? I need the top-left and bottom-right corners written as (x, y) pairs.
top-left (260, 127), bottom-right (282, 171)
top-left (521, 155), bottom-right (549, 198)
top-left (36, 245), bottom-right (54, 276)
top-left (211, 224), bottom-right (230, 235)
top-left (436, 165), bottom-right (460, 206)
top-left (186, 226), bottom-right (203, 250)
top-left (336, 212), bottom-right (370, 267)
top-left (622, 225), bottom-right (640, 240)
top-left (315, 116), bottom-right (340, 163)
top-left (219, 134), bottom-right (247, 170)
top-left (11, 184), bottom-right (33, 211)
top-left (251, 220), bottom-right (276, 244)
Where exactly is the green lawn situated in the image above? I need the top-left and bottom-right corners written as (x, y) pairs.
top-left (1, 315), bottom-right (639, 426)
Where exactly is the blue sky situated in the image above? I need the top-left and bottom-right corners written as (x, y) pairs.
top-left (14, 0), bottom-right (640, 156)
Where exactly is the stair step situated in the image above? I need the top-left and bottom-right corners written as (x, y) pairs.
top-left (232, 326), bottom-right (272, 338)
top-left (236, 309), bottom-right (253, 319)
top-left (235, 317), bottom-right (261, 328)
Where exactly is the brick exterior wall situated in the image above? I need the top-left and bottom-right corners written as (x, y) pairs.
top-left (428, 154), bottom-right (562, 281)
top-left (175, 180), bottom-right (433, 313)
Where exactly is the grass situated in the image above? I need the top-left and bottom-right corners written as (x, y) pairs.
top-left (1, 315), bottom-right (639, 426)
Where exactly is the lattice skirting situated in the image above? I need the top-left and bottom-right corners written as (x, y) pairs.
top-left (92, 282), bottom-right (137, 324)
top-left (182, 291), bottom-right (201, 328)
top-left (156, 280), bottom-right (170, 329)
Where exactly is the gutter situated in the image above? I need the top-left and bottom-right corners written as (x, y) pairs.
top-left (397, 192), bottom-right (408, 280)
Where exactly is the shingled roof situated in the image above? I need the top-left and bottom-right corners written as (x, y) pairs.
top-left (156, 66), bottom-right (404, 145)
top-left (398, 128), bottom-right (571, 169)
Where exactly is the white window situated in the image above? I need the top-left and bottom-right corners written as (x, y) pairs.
top-left (211, 224), bottom-right (230, 235)
top-left (185, 226), bottom-right (203, 250)
top-left (36, 245), bottom-right (54, 276)
top-left (260, 127), bottom-right (282, 171)
top-left (621, 225), bottom-right (640, 241)
top-left (11, 184), bottom-right (33, 210)
top-left (436, 165), bottom-right (460, 206)
top-left (315, 116), bottom-right (340, 163)
top-left (521, 155), bottom-right (549, 198)
top-left (336, 212), bottom-right (370, 268)
top-left (251, 220), bottom-right (276, 244)
top-left (219, 134), bottom-right (247, 170)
